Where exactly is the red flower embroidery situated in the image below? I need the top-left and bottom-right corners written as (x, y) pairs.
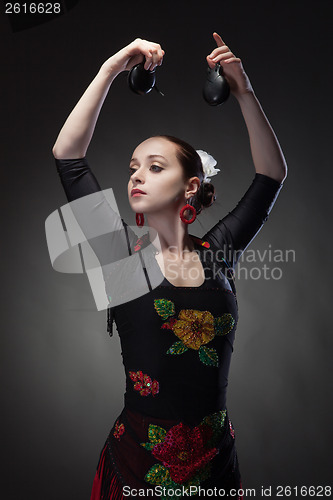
top-left (134, 237), bottom-right (143, 252)
top-left (113, 420), bottom-right (125, 440)
top-left (152, 422), bottom-right (218, 484)
top-left (161, 318), bottom-right (177, 330)
top-left (129, 371), bottom-right (159, 397)
top-left (229, 419), bottom-right (235, 439)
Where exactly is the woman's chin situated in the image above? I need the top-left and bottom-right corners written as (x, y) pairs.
top-left (129, 202), bottom-right (147, 213)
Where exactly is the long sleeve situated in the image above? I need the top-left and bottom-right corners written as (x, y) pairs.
top-left (53, 157), bottom-right (165, 314)
top-left (55, 157), bottom-right (103, 202)
top-left (203, 173), bottom-right (284, 268)
top-left (55, 157), bottom-right (138, 267)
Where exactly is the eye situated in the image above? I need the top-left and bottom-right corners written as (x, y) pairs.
top-left (150, 165), bottom-right (163, 172)
top-left (129, 165), bottom-right (163, 176)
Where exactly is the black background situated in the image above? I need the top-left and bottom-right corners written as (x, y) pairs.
top-left (1, 1), bottom-right (333, 498)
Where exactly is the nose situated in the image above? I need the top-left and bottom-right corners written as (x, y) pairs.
top-left (131, 167), bottom-right (145, 184)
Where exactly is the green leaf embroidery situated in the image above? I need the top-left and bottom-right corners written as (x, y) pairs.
top-left (140, 442), bottom-right (155, 451)
top-left (154, 299), bottom-right (175, 320)
top-left (201, 409), bottom-right (227, 430)
top-left (145, 464), bottom-right (170, 486)
top-left (189, 463), bottom-right (212, 486)
top-left (148, 424), bottom-right (167, 445)
top-left (198, 346), bottom-right (219, 367)
top-left (201, 409), bottom-right (227, 446)
top-left (142, 411), bottom-right (220, 497)
top-left (166, 341), bottom-right (188, 355)
top-left (214, 313), bottom-right (235, 336)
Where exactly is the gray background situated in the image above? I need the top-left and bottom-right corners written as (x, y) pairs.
top-left (1, 0), bottom-right (333, 498)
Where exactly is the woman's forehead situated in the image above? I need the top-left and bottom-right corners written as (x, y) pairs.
top-left (132, 137), bottom-right (177, 159)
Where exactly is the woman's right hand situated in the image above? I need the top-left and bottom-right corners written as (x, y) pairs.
top-left (102, 38), bottom-right (165, 76)
top-left (52, 39), bottom-right (164, 159)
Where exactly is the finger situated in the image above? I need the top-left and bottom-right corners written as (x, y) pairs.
top-left (143, 40), bottom-right (164, 57)
top-left (206, 55), bottom-right (216, 69)
top-left (225, 57), bottom-right (241, 64)
top-left (150, 49), bottom-right (159, 71)
top-left (144, 52), bottom-right (153, 70)
top-left (135, 42), bottom-right (154, 67)
top-left (211, 51), bottom-right (235, 63)
top-left (208, 45), bottom-right (229, 60)
top-left (158, 50), bottom-right (165, 66)
top-left (151, 42), bottom-right (163, 51)
top-left (133, 40), bottom-right (163, 70)
top-left (213, 32), bottom-right (226, 47)
top-left (150, 48), bottom-right (164, 70)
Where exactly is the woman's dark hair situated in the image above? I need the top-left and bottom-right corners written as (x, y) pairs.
top-left (151, 135), bottom-right (216, 215)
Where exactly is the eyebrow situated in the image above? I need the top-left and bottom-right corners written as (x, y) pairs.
top-left (130, 155), bottom-right (168, 164)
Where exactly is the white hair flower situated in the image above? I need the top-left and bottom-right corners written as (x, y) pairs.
top-left (196, 150), bottom-right (220, 183)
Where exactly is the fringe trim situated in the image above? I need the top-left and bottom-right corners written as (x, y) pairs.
top-left (107, 307), bottom-right (114, 337)
top-left (94, 440), bottom-right (124, 500)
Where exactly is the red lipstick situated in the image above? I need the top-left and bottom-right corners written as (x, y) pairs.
top-left (131, 188), bottom-right (146, 197)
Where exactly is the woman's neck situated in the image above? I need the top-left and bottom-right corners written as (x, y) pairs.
top-left (146, 214), bottom-right (194, 256)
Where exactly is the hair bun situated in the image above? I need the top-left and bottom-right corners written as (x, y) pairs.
top-left (192, 181), bottom-right (216, 215)
top-left (201, 182), bottom-right (216, 208)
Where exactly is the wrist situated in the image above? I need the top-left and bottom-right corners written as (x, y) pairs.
top-left (234, 89), bottom-right (256, 105)
top-left (99, 59), bottom-right (123, 80)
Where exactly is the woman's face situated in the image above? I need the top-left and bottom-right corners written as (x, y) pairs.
top-left (127, 137), bottom-right (192, 216)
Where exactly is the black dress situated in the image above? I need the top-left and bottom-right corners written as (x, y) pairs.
top-left (54, 157), bottom-right (283, 499)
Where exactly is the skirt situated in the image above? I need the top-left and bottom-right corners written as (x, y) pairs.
top-left (90, 407), bottom-right (243, 500)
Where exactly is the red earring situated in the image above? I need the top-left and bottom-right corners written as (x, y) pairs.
top-left (136, 213), bottom-right (144, 227)
top-left (180, 203), bottom-right (197, 224)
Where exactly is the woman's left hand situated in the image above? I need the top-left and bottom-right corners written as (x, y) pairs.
top-left (206, 32), bottom-right (253, 98)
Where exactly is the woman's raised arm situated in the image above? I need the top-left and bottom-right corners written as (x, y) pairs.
top-left (52, 38), bottom-right (165, 159)
top-left (202, 33), bottom-right (287, 267)
top-left (206, 32), bottom-right (288, 184)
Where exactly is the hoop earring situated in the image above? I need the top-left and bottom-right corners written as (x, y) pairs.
top-left (180, 203), bottom-right (196, 224)
top-left (136, 213), bottom-right (144, 227)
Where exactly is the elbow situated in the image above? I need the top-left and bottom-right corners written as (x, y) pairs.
top-left (52, 145), bottom-right (60, 159)
top-left (52, 144), bottom-right (69, 160)
top-left (52, 144), bottom-right (85, 160)
top-left (52, 142), bottom-right (66, 159)
top-left (279, 163), bottom-right (288, 184)
top-left (273, 162), bottom-right (288, 185)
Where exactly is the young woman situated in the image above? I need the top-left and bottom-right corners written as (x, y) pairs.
top-left (53, 33), bottom-right (287, 500)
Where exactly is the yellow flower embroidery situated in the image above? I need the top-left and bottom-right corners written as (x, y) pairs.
top-left (173, 310), bottom-right (215, 350)
top-left (154, 299), bottom-right (235, 368)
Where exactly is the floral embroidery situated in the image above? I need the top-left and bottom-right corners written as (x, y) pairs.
top-left (173, 310), bottom-right (215, 350)
top-left (190, 235), bottom-right (210, 249)
top-left (129, 370), bottom-right (159, 397)
top-left (154, 299), bottom-right (235, 367)
top-left (113, 420), bottom-right (125, 440)
top-left (134, 234), bottom-right (149, 252)
top-left (141, 409), bottom-right (227, 496)
top-left (154, 299), bottom-right (175, 320)
top-left (229, 418), bottom-right (235, 439)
